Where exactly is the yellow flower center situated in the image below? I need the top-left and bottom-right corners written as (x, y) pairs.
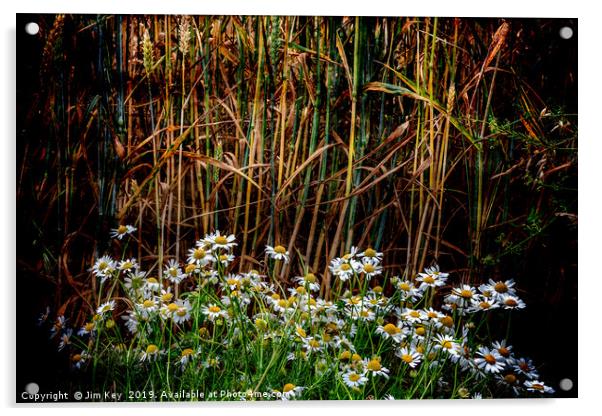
top-left (363, 264), bottom-right (375, 273)
top-left (255, 318), bottom-right (267, 330)
top-left (409, 310), bottom-right (421, 318)
top-left (364, 248), bottom-right (377, 257)
top-left (440, 316), bottom-right (454, 328)
top-left (219, 254), bottom-right (229, 261)
top-left (215, 236), bottom-right (228, 245)
top-left (185, 264), bottom-right (196, 274)
top-left (169, 268), bottom-right (178, 277)
top-left (308, 339), bottom-right (320, 348)
top-left (399, 282), bottom-right (411, 291)
top-left (305, 273), bottom-right (317, 283)
top-left (373, 285), bottom-right (383, 293)
top-left (460, 289), bottom-right (473, 299)
top-left (146, 344), bottom-right (158, 354)
top-left (504, 374), bottom-right (517, 384)
top-left (441, 340), bottom-right (453, 349)
top-left (532, 383), bottom-right (544, 391)
top-left (349, 296), bottom-right (361, 305)
top-left (415, 326), bottom-right (426, 336)
top-left (296, 286), bottom-right (306, 295)
top-left (147, 277), bottom-right (158, 284)
top-left (274, 245), bottom-right (287, 254)
top-left (423, 276), bottom-right (435, 284)
top-left (199, 327), bottom-right (209, 338)
top-left (339, 350), bottom-right (351, 361)
top-left (494, 282), bottom-right (508, 293)
top-left (278, 299), bottom-right (288, 308)
top-left (296, 327), bottom-right (307, 338)
top-left (117, 225), bottom-right (127, 234)
top-left (348, 373), bottom-right (361, 382)
top-left (351, 353), bottom-right (362, 362)
top-left (72, 354), bottom-right (82, 362)
top-left (498, 347), bottom-right (510, 357)
top-left (401, 354), bottom-right (414, 364)
top-left (283, 383), bottom-right (295, 393)
top-left (340, 263), bottom-right (351, 271)
top-left (161, 293), bottom-right (173, 302)
top-left (208, 305), bottom-right (221, 313)
top-left (143, 300), bottom-right (155, 308)
top-left (98, 261), bottom-right (108, 271)
top-left (176, 309), bottom-right (187, 317)
top-left (504, 298), bottom-right (518, 307)
top-left (484, 354), bottom-right (497, 365)
top-left (367, 359), bottom-right (382, 371)
top-left (181, 348), bottom-right (194, 357)
top-left (84, 322), bottom-right (95, 332)
top-left (479, 301), bottom-right (491, 309)
top-left (193, 248), bottom-right (206, 259)
top-left (122, 262), bottom-right (133, 269)
top-left (383, 323), bottom-right (400, 335)
top-left (271, 293), bottom-right (280, 300)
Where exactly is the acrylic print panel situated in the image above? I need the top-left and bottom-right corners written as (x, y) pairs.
top-left (16, 14), bottom-right (577, 402)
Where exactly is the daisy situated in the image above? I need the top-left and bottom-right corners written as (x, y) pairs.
top-left (416, 265), bottom-right (448, 290)
top-left (203, 231), bottom-right (237, 251)
top-left (265, 244), bottom-right (290, 263)
top-left (71, 351), bottom-right (90, 369)
top-left (434, 334), bottom-right (460, 356)
top-left (164, 259), bottom-right (186, 284)
top-left (202, 303), bottom-right (228, 321)
top-left (364, 358), bottom-right (390, 378)
top-left (392, 278), bottom-right (423, 302)
top-left (329, 258), bottom-right (357, 281)
top-left (293, 273), bottom-right (320, 292)
top-left (359, 247), bottom-right (383, 261)
top-left (214, 253), bottom-right (235, 267)
top-left (524, 380), bottom-right (555, 394)
top-left (172, 300), bottom-right (192, 324)
top-left (303, 337), bottom-right (323, 354)
top-left (375, 323), bottom-right (406, 343)
top-left (110, 224), bottom-right (137, 240)
top-left (58, 329), bottom-right (72, 351)
top-left (469, 296), bottom-right (499, 313)
top-left (500, 294), bottom-right (526, 310)
top-left (496, 372), bottom-right (522, 395)
top-left (137, 298), bottom-right (158, 318)
top-left (96, 300), bottom-right (116, 316)
top-left (179, 348), bottom-right (198, 369)
top-left (187, 246), bottom-right (212, 266)
top-left (342, 370), bottom-right (368, 388)
top-left (513, 357), bottom-right (540, 380)
top-left (144, 277), bottom-right (161, 293)
top-left (474, 346), bottom-right (506, 374)
top-left (279, 383), bottom-right (304, 400)
top-left (140, 344), bottom-right (162, 362)
top-left (401, 308), bottom-right (426, 324)
top-left (358, 257), bottom-right (383, 280)
top-left (78, 321), bottom-right (96, 337)
top-left (117, 259), bottom-right (138, 275)
top-left (124, 270), bottom-right (146, 293)
top-left (449, 284), bottom-right (478, 307)
top-left (91, 255), bottom-right (116, 282)
top-left (396, 347), bottom-right (423, 368)
top-left (491, 340), bottom-right (514, 361)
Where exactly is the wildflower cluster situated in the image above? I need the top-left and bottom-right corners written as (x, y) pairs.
top-left (43, 228), bottom-right (554, 400)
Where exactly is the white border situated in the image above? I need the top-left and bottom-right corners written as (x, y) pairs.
top-left (2, 1), bottom-right (599, 415)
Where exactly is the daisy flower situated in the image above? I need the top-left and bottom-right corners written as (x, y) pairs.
top-left (96, 300), bottom-right (116, 316)
top-left (329, 258), bottom-right (357, 282)
top-left (401, 308), bottom-right (426, 324)
top-left (392, 278), bottom-right (423, 302)
top-left (434, 334), bottom-right (460, 356)
top-left (71, 351), bottom-right (90, 370)
top-left (396, 347), bottom-right (423, 368)
top-left (187, 246), bottom-right (212, 266)
top-left (474, 346), bottom-right (506, 374)
top-left (214, 253), bottom-right (235, 266)
top-left (172, 300), bottom-right (192, 324)
top-left (279, 383), bottom-right (304, 400)
top-left (144, 277), bottom-right (161, 294)
top-left (416, 265), bottom-right (448, 290)
top-left (137, 298), bottom-right (159, 319)
top-left (77, 321), bottom-right (96, 337)
top-left (164, 259), bottom-right (186, 284)
top-left (303, 337), bottom-right (323, 354)
top-left (342, 370), bottom-right (368, 388)
top-left (91, 256), bottom-right (116, 282)
top-left (110, 224), bottom-right (137, 240)
top-left (524, 380), bottom-right (555, 394)
top-left (513, 357), bottom-right (540, 380)
top-left (265, 244), bottom-right (290, 263)
top-left (118, 258), bottom-right (139, 273)
top-left (202, 303), bottom-right (228, 321)
top-left (491, 340), bottom-right (514, 361)
top-left (500, 294), bottom-right (526, 310)
top-left (357, 257), bottom-right (383, 280)
top-left (58, 329), bottom-right (72, 351)
top-left (140, 344), bottom-right (162, 362)
top-left (469, 296), bottom-right (499, 313)
top-left (203, 231), bottom-right (237, 251)
top-left (364, 358), bottom-right (390, 378)
top-left (179, 348), bottom-right (198, 369)
top-left (375, 323), bottom-right (406, 343)
top-left (449, 284), bottom-right (478, 307)
top-left (359, 247), bottom-right (383, 261)
top-left (293, 272), bottom-right (320, 292)
top-left (124, 270), bottom-right (146, 293)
